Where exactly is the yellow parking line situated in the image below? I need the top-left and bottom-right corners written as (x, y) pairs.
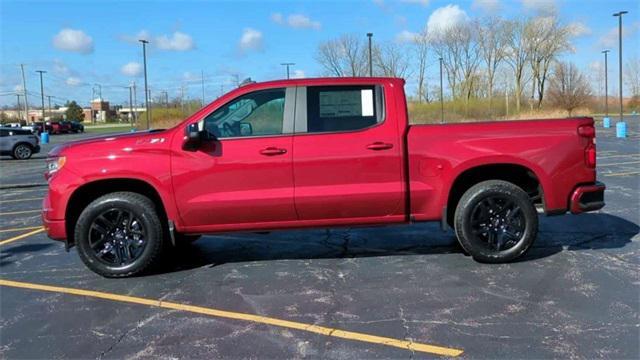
top-left (603, 171), bottom-right (640, 177)
top-left (0, 278), bottom-right (462, 357)
top-left (0, 209), bottom-right (41, 216)
top-left (0, 197), bottom-right (42, 204)
top-left (0, 226), bottom-right (43, 234)
top-left (0, 227), bottom-right (45, 246)
top-left (598, 160), bottom-right (640, 167)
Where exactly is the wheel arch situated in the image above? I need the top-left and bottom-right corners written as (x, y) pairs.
top-left (65, 178), bottom-right (169, 246)
top-left (446, 163), bottom-right (545, 225)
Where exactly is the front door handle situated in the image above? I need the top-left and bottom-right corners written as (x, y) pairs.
top-left (260, 147), bottom-right (287, 156)
top-left (366, 142), bottom-right (394, 151)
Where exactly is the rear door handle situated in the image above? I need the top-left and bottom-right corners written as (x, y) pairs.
top-left (366, 142), bottom-right (394, 151)
top-left (260, 147), bottom-right (287, 156)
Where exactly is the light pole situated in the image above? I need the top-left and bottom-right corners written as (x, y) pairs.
top-left (139, 39), bottom-right (150, 129)
top-left (602, 49), bottom-right (610, 127)
top-left (46, 95), bottom-right (52, 120)
top-left (367, 33), bottom-right (373, 77)
top-left (280, 63), bottom-right (295, 79)
top-left (439, 57), bottom-right (444, 124)
top-left (128, 84), bottom-right (134, 129)
top-left (613, 10), bottom-right (628, 136)
top-left (35, 70), bottom-right (46, 121)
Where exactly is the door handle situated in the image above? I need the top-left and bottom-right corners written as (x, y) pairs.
top-left (366, 142), bottom-right (394, 151)
top-left (260, 147), bottom-right (287, 156)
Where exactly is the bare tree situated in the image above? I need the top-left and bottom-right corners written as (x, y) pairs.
top-left (503, 18), bottom-right (533, 113)
top-left (315, 34), bottom-right (367, 77)
top-left (374, 42), bottom-right (412, 78)
top-left (477, 17), bottom-right (508, 112)
top-left (548, 61), bottom-right (591, 116)
top-left (430, 27), bottom-right (462, 99)
top-left (527, 16), bottom-right (572, 108)
top-left (625, 56), bottom-right (640, 98)
top-left (414, 31), bottom-right (430, 102)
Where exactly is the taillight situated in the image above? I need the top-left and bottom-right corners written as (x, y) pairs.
top-left (579, 124), bottom-right (597, 168)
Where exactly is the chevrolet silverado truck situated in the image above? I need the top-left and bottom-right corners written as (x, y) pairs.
top-left (43, 77), bottom-right (605, 277)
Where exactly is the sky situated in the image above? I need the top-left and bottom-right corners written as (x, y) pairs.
top-left (1, 0), bottom-right (639, 108)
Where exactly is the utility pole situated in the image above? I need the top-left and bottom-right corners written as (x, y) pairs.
top-left (280, 63), bottom-right (295, 79)
top-left (439, 57), bottom-right (444, 124)
top-left (602, 50), bottom-right (610, 118)
top-left (180, 84), bottom-right (185, 115)
top-left (36, 70), bottom-right (46, 121)
top-left (613, 10), bottom-right (628, 129)
top-left (201, 70), bottom-right (206, 106)
top-left (367, 33), bottom-right (373, 77)
top-left (20, 64), bottom-right (29, 122)
top-left (46, 95), bottom-right (52, 119)
top-left (139, 39), bottom-right (150, 129)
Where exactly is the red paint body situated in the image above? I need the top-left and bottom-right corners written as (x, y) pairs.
top-left (42, 78), bottom-right (604, 241)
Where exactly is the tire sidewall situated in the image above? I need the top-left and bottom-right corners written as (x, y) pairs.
top-left (75, 194), bottom-right (163, 277)
top-left (455, 181), bottom-right (538, 263)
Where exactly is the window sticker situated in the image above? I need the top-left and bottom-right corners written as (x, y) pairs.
top-left (361, 89), bottom-right (374, 117)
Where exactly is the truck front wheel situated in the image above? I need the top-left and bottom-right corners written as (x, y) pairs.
top-left (74, 192), bottom-right (165, 277)
top-left (454, 180), bottom-right (538, 263)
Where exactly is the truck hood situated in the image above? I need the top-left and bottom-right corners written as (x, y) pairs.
top-left (48, 129), bottom-right (170, 158)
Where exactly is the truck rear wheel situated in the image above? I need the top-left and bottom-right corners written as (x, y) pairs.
top-left (74, 192), bottom-right (165, 277)
top-left (454, 180), bottom-right (538, 263)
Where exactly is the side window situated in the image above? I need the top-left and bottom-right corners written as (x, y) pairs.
top-left (306, 85), bottom-right (383, 133)
top-left (0, 130), bottom-right (8, 137)
top-left (204, 88), bottom-right (286, 138)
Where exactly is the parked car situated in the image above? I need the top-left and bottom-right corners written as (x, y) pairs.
top-left (66, 120), bottom-right (84, 133)
top-left (21, 122), bottom-right (44, 134)
top-left (43, 77), bottom-right (605, 277)
top-left (47, 121), bottom-right (71, 134)
top-left (0, 127), bottom-right (40, 159)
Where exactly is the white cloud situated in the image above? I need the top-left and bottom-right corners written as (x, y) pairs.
top-left (567, 21), bottom-right (591, 37)
top-left (52, 28), bottom-right (94, 54)
top-left (427, 5), bottom-right (469, 37)
top-left (472, 0), bottom-right (501, 12)
top-left (155, 31), bottom-right (195, 51)
top-left (66, 77), bottom-right (82, 86)
top-left (396, 30), bottom-right (420, 43)
top-left (521, 0), bottom-right (556, 15)
top-left (271, 13), bottom-right (321, 30)
top-left (238, 28), bottom-right (263, 53)
top-left (271, 12), bottom-right (284, 24)
top-left (121, 62), bottom-right (143, 77)
top-left (400, 0), bottom-right (430, 5)
top-left (52, 59), bottom-right (70, 76)
top-left (120, 30), bottom-right (194, 51)
top-left (598, 23), bottom-right (639, 48)
top-left (292, 70), bottom-right (305, 79)
top-left (14, 84), bottom-right (24, 92)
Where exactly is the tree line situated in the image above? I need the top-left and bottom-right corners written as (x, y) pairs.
top-left (315, 15), bottom-right (600, 117)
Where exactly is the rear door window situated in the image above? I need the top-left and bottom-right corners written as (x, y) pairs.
top-left (305, 85), bottom-right (383, 133)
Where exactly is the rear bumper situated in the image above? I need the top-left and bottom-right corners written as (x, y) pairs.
top-left (33, 145), bottom-right (41, 153)
top-left (570, 181), bottom-right (605, 214)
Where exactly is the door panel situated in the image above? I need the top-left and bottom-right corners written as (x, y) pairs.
top-left (292, 85), bottom-right (404, 221)
top-left (172, 87), bottom-right (297, 229)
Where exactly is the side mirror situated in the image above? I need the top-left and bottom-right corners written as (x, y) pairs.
top-left (183, 123), bottom-right (202, 150)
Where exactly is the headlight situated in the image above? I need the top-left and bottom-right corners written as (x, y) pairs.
top-left (45, 156), bottom-right (66, 180)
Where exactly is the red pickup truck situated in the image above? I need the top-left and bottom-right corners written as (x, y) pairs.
top-left (43, 77), bottom-right (605, 277)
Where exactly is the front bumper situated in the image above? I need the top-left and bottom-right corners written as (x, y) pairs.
top-left (42, 192), bottom-right (66, 241)
top-left (570, 181), bottom-right (605, 214)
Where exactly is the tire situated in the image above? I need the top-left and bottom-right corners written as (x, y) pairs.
top-left (75, 192), bottom-right (165, 277)
top-left (454, 180), bottom-right (538, 263)
top-left (12, 143), bottom-right (33, 159)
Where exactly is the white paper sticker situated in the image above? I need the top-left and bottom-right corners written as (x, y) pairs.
top-left (361, 89), bottom-right (374, 117)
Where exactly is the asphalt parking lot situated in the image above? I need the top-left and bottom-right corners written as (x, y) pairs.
top-left (1, 119), bottom-right (638, 359)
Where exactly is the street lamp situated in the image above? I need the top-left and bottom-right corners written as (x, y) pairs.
top-left (281, 63), bottom-right (295, 79)
top-left (613, 10), bottom-right (628, 137)
top-left (602, 49), bottom-right (610, 127)
top-left (367, 33), bottom-right (373, 77)
top-left (139, 39), bottom-right (150, 129)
